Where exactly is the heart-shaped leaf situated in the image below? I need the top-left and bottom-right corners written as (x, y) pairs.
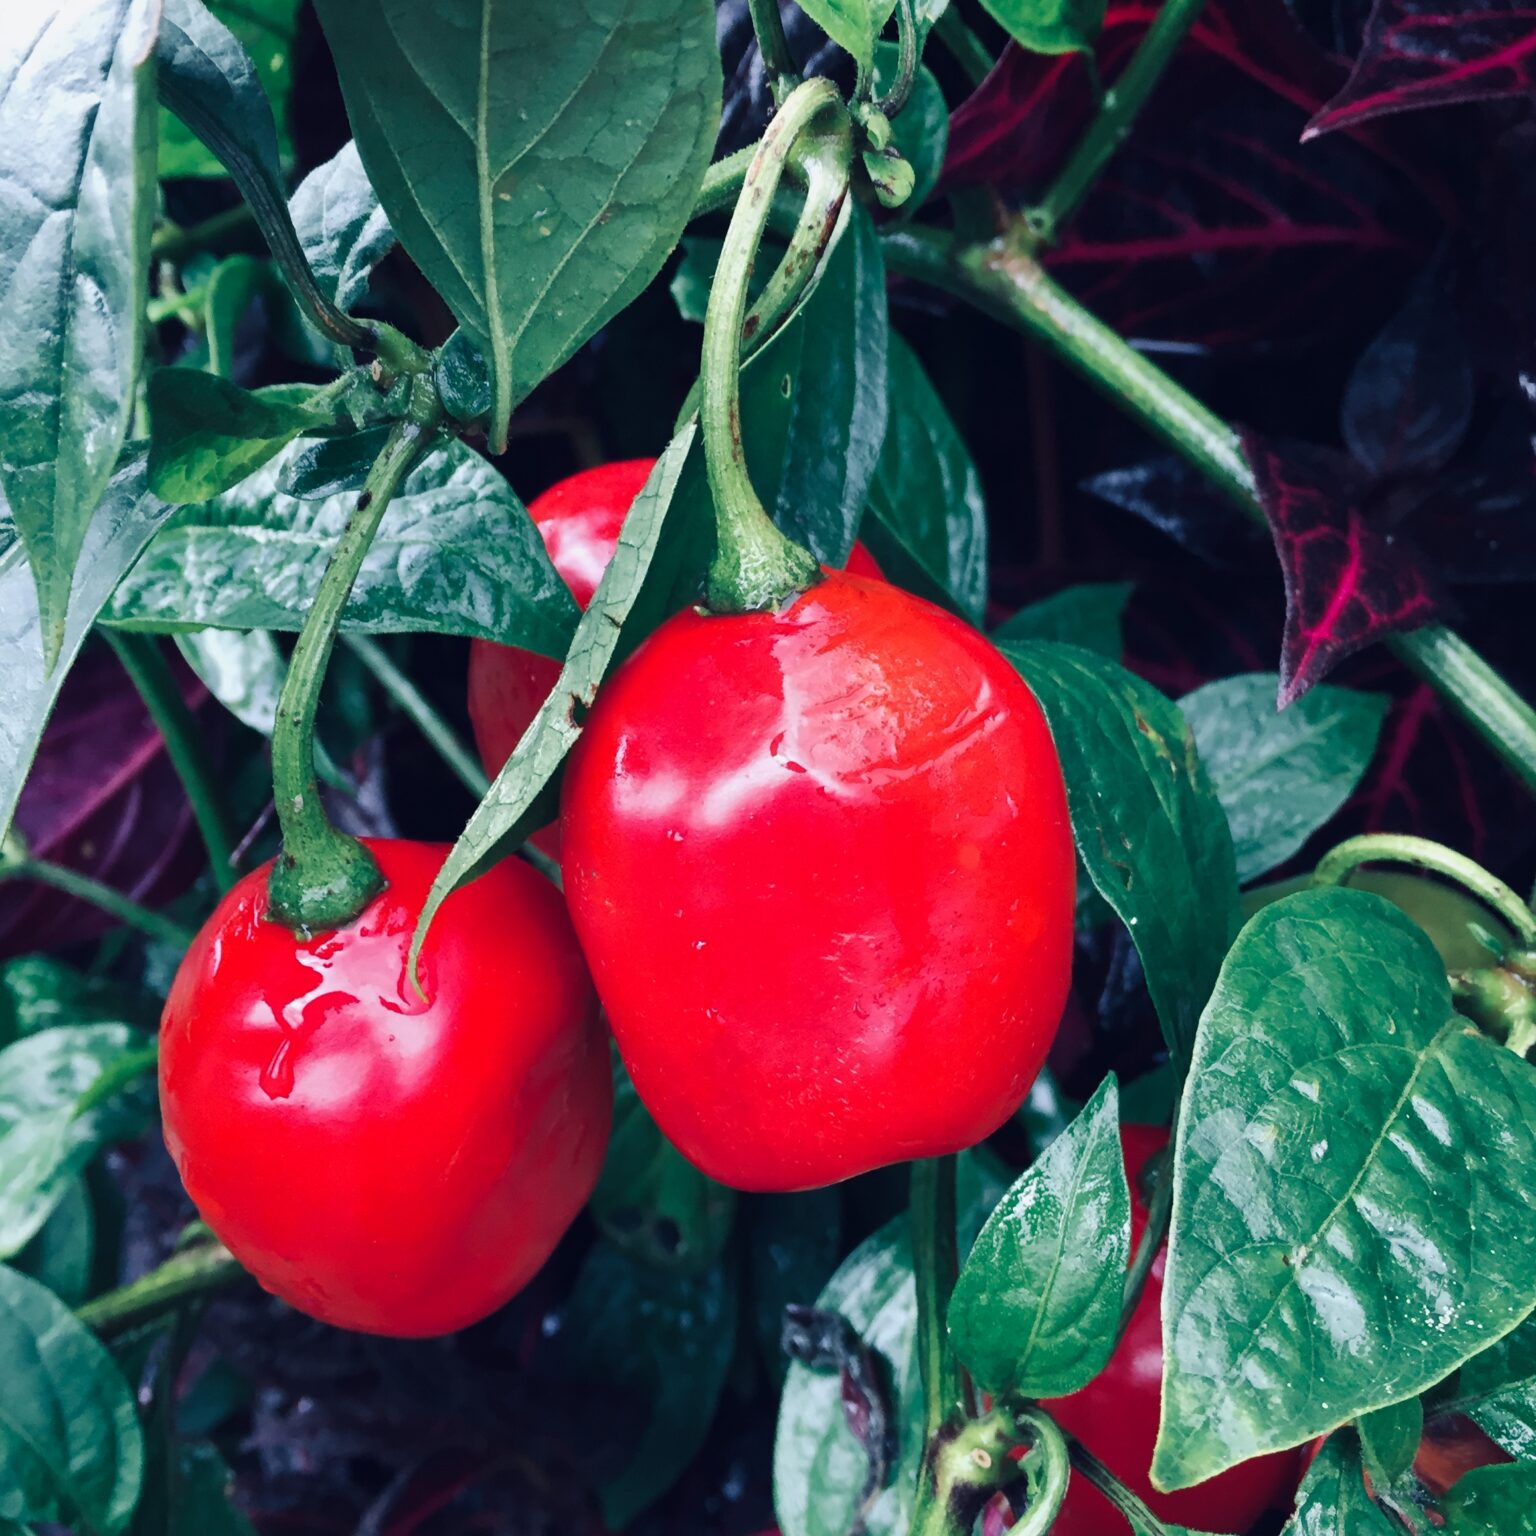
top-left (314, 0), bottom-right (720, 450)
top-left (998, 640), bottom-right (1240, 1068)
top-left (0, 1264), bottom-right (143, 1534)
top-left (949, 1075), bottom-right (1129, 1397)
top-left (1155, 888), bottom-right (1536, 1490)
top-left (0, 0), bottom-right (157, 664)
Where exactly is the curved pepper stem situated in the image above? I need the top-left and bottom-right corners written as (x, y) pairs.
top-left (266, 400), bottom-right (438, 936)
top-left (701, 75), bottom-right (849, 616)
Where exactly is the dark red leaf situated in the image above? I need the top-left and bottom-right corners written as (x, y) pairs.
top-left (1085, 455), bottom-right (1269, 569)
top-left (1306, 0), bottom-right (1536, 137)
top-left (1241, 430), bottom-right (1446, 704)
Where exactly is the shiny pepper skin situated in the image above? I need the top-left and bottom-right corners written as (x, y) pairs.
top-left (467, 459), bottom-right (882, 856)
top-left (1043, 1125), bottom-right (1305, 1534)
top-left (559, 568), bottom-right (1075, 1191)
top-left (159, 839), bottom-right (610, 1336)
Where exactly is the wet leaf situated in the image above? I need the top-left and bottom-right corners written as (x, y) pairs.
top-left (1155, 888), bottom-right (1536, 1489)
top-left (949, 1076), bottom-right (1128, 1397)
top-left (1181, 674), bottom-right (1388, 884)
top-left (1280, 1434), bottom-right (1398, 1535)
top-left (992, 583), bottom-right (1131, 657)
top-left (998, 640), bottom-right (1240, 1068)
top-left (288, 140), bottom-right (395, 316)
top-left (0, 0), bottom-right (157, 662)
top-left (0, 1263), bottom-right (143, 1534)
top-left (1456, 1312), bottom-right (1536, 1459)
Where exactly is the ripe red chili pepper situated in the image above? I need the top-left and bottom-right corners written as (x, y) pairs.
top-left (159, 838), bottom-right (610, 1336)
top-left (558, 568), bottom-right (1074, 1191)
top-left (467, 460), bottom-right (882, 856)
top-left (1042, 1124), bottom-right (1305, 1534)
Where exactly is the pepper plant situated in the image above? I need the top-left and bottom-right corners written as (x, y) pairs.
top-left (2, 1), bottom-right (1536, 1534)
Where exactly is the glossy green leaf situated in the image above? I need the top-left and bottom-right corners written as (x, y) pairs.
top-left (871, 45), bottom-right (948, 208)
top-left (0, 1263), bottom-right (143, 1534)
top-left (1181, 675), bottom-right (1388, 885)
top-left (773, 1157), bottom-right (1007, 1536)
top-left (1443, 1464), bottom-right (1536, 1534)
top-left (159, 0), bottom-right (300, 178)
top-left (796, 0), bottom-right (897, 67)
top-left (0, 1024), bottom-right (157, 1259)
top-left (978, 0), bottom-right (1106, 54)
top-left (146, 370), bottom-right (332, 504)
top-left (0, 457), bottom-right (172, 842)
top-left (1356, 1397), bottom-right (1422, 1488)
top-left (750, 1188), bottom-right (843, 1387)
top-left (992, 582), bottom-right (1132, 658)
top-left (1155, 889), bottom-right (1536, 1491)
top-left (1280, 1434), bottom-right (1397, 1536)
top-left (0, 958), bottom-right (149, 1049)
top-left (12, 1177), bottom-right (94, 1308)
top-left (410, 426), bottom-right (708, 962)
top-left (0, 0), bottom-right (157, 663)
top-left (949, 1076), bottom-right (1128, 1397)
top-left (110, 436), bottom-right (580, 655)
top-left (861, 336), bottom-right (985, 622)
top-left (289, 139), bottom-right (394, 314)
top-left (174, 630), bottom-right (285, 737)
top-left (591, 1056), bottom-right (736, 1273)
top-left (276, 426), bottom-right (392, 500)
top-left (1455, 1313), bottom-right (1536, 1459)
top-left (314, 0), bottom-right (720, 450)
top-left (998, 640), bottom-right (1240, 1067)
top-left (555, 1240), bottom-right (737, 1526)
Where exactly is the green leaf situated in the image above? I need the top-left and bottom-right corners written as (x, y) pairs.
top-left (276, 426), bottom-right (392, 501)
top-left (0, 0), bottom-right (157, 663)
top-left (590, 1055), bottom-right (736, 1273)
top-left (998, 640), bottom-right (1240, 1067)
top-left (750, 1188), bottom-right (843, 1387)
top-left (131, 1438), bottom-right (254, 1536)
top-left (202, 256), bottom-right (273, 380)
top-left (978, 0), bottom-right (1107, 54)
top-left (860, 335), bottom-right (986, 622)
top-left (555, 1240), bottom-right (737, 1527)
top-left (159, 0), bottom-right (301, 178)
top-left (289, 141), bottom-right (395, 314)
top-left (796, 0), bottom-right (898, 68)
top-left (0, 957), bottom-right (150, 1049)
top-left (1456, 1313), bottom-right (1536, 1460)
top-left (1154, 888), bottom-right (1536, 1491)
top-left (0, 457), bottom-right (173, 842)
top-left (948, 1076), bottom-right (1128, 1397)
top-left (146, 370), bottom-right (332, 503)
top-left (314, 0), bottom-right (720, 449)
top-left (1181, 675), bottom-right (1388, 885)
top-left (174, 630), bottom-right (285, 738)
top-left (12, 1177), bottom-right (94, 1308)
top-left (110, 436), bottom-right (580, 655)
top-left (1443, 1464), bottom-right (1536, 1534)
top-left (1280, 1435), bottom-right (1398, 1536)
top-left (1356, 1397), bottom-right (1423, 1488)
top-left (410, 426), bottom-right (709, 958)
top-left (0, 1024), bottom-right (157, 1259)
top-left (871, 45), bottom-right (948, 208)
top-left (0, 1263), bottom-right (143, 1534)
top-left (992, 582), bottom-right (1132, 658)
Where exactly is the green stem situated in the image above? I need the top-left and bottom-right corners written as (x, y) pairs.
top-left (105, 631), bottom-right (239, 893)
top-left (76, 1242), bottom-right (245, 1339)
top-left (1313, 834), bottom-right (1536, 946)
top-left (1005, 1408), bottom-right (1072, 1536)
top-left (1067, 1438), bottom-right (1176, 1533)
top-left (933, 6), bottom-right (995, 89)
top-left (911, 1155), bottom-right (964, 1532)
top-left (1119, 1133), bottom-right (1173, 1340)
top-left (1026, 0), bottom-right (1209, 244)
top-left (150, 203), bottom-right (257, 263)
top-left (693, 145), bottom-right (760, 221)
top-left (267, 411), bottom-right (437, 934)
top-left (746, 0), bottom-right (799, 95)
top-left (342, 635), bottom-right (489, 799)
top-left (876, 0), bottom-right (920, 117)
top-left (0, 857), bottom-right (195, 950)
top-left (880, 224), bottom-right (1536, 799)
top-left (701, 77), bottom-right (843, 615)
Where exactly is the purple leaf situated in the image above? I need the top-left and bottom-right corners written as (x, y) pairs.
top-left (1307, 0), bottom-right (1536, 137)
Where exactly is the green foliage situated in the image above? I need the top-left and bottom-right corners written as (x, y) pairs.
top-left (288, 140), bottom-right (395, 315)
top-left (1442, 1464), bottom-right (1536, 1534)
top-left (591, 1057), bottom-right (736, 1272)
top-left (1156, 889), bottom-right (1536, 1489)
top-left (12, 1178), bottom-right (94, 1307)
top-left (0, 0), bottom-right (157, 664)
top-left (1355, 1397), bottom-right (1423, 1488)
top-left (795, 0), bottom-right (898, 68)
top-left (0, 1264), bottom-right (143, 1534)
top-left (861, 336), bottom-right (987, 622)
top-left (1000, 639), bottom-right (1241, 1066)
top-left (1281, 1435), bottom-right (1398, 1535)
top-left (871, 45), bottom-right (948, 208)
top-left (1456, 1312), bottom-right (1536, 1459)
top-left (314, 0), bottom-right (720, 450)
top-left (993, 582), bottom-right (1132, 657)
top-left (1182, 675), bottom-right (1388, 884)
top-left (948, 1076), bottom-right (1129, 1397)
top-left (978, 0), bottom-right (1107, 54)
top-left (112, 437), bottom-right (580, 654)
